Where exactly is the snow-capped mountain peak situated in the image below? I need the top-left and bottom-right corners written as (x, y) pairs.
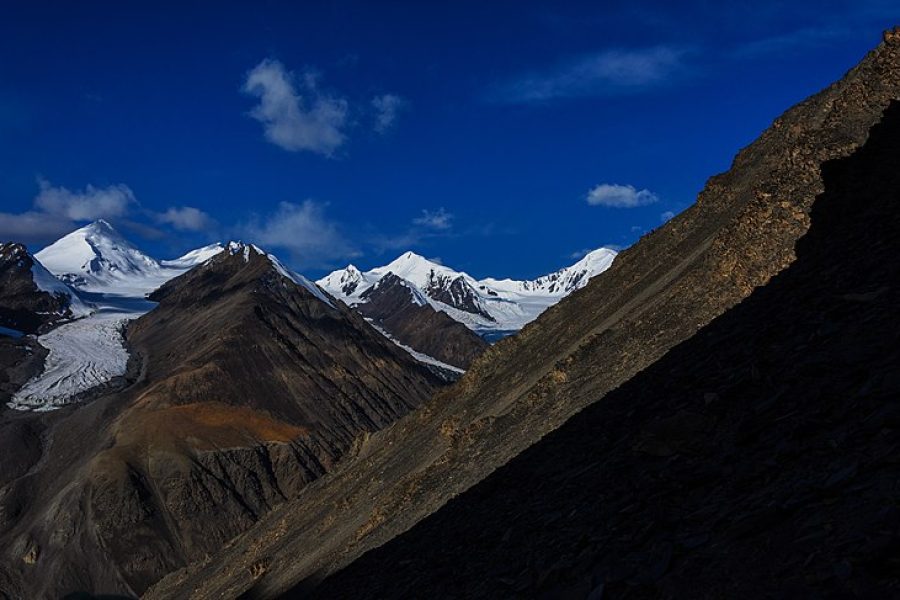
top-left (370, 252), bottom-right (464, 288)
top-left (36, 221), bottom-right (225, 297)
top-left (36, 220), bottom-right (161, 292)
top-left (318, 264), bottom-right (370, 298)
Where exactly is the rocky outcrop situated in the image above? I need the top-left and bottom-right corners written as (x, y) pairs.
top-left (358, 273), bottom-right (488, 369)
top-left (0, 243), bottom-right (75, 334)
top-left (422, 273), bottom-right (495, 321)
top-left (144, 29), bottom-right (900, 599)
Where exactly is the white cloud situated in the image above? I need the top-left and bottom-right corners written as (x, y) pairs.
top-left (586, 183), bottom-right (659, 208)
top-left (0, 211), bottom-right (74, 243)
top-left (34, 179), bottom-right (135, 221)
top-left (489, 46), bottom-right (687, 103)
top-left (0, 179), bottom-right (139, 243)
top-left (413, 207), bottom-right (453, 230)
top-left (372, 94), bottom-right (407, 133)
top-left (242, 59), bottom-right (349, 156)
top-left (157, 206), bottom-right (214, 231)
top-left (660, 210), bottom-right (676, 223)
top-left (243, 200), bottom-right (357, 267)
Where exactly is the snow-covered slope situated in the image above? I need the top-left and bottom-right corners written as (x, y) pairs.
top-left (36, 220), bottom-right (224, 297)
top-left (318, 247), bottom-right (617, 337)
top-left (30, 255), bottom-right (92, 318)
top-left (481, 248), bottom-right (616, 296)
top-left (161, 243), bottom-right (225, 269)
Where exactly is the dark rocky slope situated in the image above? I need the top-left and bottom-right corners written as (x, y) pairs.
top-left (144, 30), bottom-right (900, 599)
top-left (0, 242), bottom-right (77, 334)
top-left (312, 94), bottom-right (900, 600)
top-left (0, 245), bottom-right (443, 598)
top-left (357, 273), bottom-right (488, 369)
top-left (0, 242), bottom-right (78, 411)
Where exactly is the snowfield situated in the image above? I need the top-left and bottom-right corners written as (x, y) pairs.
top-left (8, 295), bottom-right (156, 411)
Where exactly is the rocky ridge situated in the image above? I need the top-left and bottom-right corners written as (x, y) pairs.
top-left (0, 242), bottom-right (444, 598)
top-left (144, 28), bottom-right (900, 599)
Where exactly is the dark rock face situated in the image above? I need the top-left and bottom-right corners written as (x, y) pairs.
top-left (358, 273), bottom-right (488, 369)
top-left (310, 98), bottom-right (900, 600)
top-left (0, 247), bottom-right (444, 598)
top-left (423, 273), bottom-right (494, 321)
top-left (0, 337), bottom-right (46, 408)
top-left (0, 243), bottom-right (71, 334)
top-left (143, 31), bottom-right (900, 600)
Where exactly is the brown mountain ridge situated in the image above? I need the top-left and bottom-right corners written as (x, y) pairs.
top-left (144, 28), bottom-right (900, 599)
top-left (0, 244), bottom-right (445, 598)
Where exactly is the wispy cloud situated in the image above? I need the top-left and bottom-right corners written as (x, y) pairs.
top-left (372, 207), bottom-right (459, 252)
top-left (157, 206), bottom-right (214, 231)
top-left (372, 94), bottom-right (407, 133)
top-left (732, 26), bottom-right (851, 58)
top-left (660, 210), bottom-right (676, 223)
top-left (586, 183), bottom-right (659, 208)
top-left (0, 179), bottom-right (138, 243)
top-left (242, 59), bottom-right (349, 156)
top-left (241, 200), bottom-right (358, 268)
top-left (412, 207), bottom-right (453, 230)
top-left (488, 46), bottom-right (689, 104)
top-left (0, 211), bottom-right (73, 243)
top-left (34, 179), bottom-right (135, 221)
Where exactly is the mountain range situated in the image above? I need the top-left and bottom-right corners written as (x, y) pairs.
top-left (0, 212), bottom-right (614, 594)
top-left (318, 247), bottom-right (617, 339)
top-left (2, 26), bottom-right (900, 600)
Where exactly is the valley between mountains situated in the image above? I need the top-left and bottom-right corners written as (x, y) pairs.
top-left (2, 25), bottom-right (900, 600)
top-left (0, 212), bottom-right (613, 597)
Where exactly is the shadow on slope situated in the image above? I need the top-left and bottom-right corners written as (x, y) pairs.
top-left (307, 102), bottom-right (900, 598)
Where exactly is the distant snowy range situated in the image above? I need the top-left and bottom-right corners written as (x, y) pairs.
top-left (3, 219), bottom-right (616, 411)
top-left (317, 249), bottom-right (616, 340)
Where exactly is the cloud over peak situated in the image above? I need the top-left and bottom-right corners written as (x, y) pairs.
top-left (586, 183), bottom-right (659, 208)
top-left (0, 179), bottom-right (140, 243)
top-left (242, 58), bottom-right (349, 156)
top-left (242, 200), bottom-right (357, 268)
top-left (412, 207), bottom-right (453, 230)
top-left (34, 179), bottom-right (135, 221)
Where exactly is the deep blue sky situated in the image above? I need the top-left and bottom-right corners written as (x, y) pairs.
top-left (2, 1), bottom-right (898, 279)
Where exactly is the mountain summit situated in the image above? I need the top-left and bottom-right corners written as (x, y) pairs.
top-left (36, 220), bottom-right (222, 296)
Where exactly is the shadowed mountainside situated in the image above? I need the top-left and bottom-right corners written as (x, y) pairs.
top-left (145, 26), bottom-right (900, 600)
top-left (311, 96), bottom-right (900, 600)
